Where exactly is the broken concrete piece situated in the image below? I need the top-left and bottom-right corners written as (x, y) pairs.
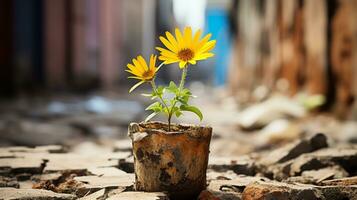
top-left (0, 157), bottom-right (44, 175)
top-left (301, 166), bottom-right (349, 183)
top-left (258, 133), bottom-right (328, 166)
top-left (42, 152), bottom-right (131, 173)
top-left (242, 181), bottom-right (323, 200)
top-left (209, 156), bottom-right (255, 175)
top-left (87, 167), bottom-right (127, 177)
top-left (74, 174), bottom-right (134, 196)
top-left (322, 176), bottom-right (357, 186)
top-left (206, 169), bottom-right (240, 181)
top-left (288, 147), bottom-right (357, 177)
top-left (205, 176), bottom-right (271, 200)
top-left (0, 187), bottom-right (76, 200)
top-left (79, 188), bottom-right (106, 200)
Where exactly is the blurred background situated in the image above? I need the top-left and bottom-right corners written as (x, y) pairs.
top-left (0, 0), bottom-right (356, 156)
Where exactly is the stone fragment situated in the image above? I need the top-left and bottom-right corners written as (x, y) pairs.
top-left (42, 152), bottom-right (131, 173)
top-left (106, 191), bottom-right (169, 200)
top-left (242, 181), bottom-right (324, 200)
top-left (288, 147), bottom-right (357, 176)
top-left (206, 176), bottom-right (270, 200)
top-left (0, 187), bottom-right (75, 200)
top-left (322, 176), bottom-right (357, 186)
top-left (206, 169), bottom-right (239, 181)
top-left (0, 157), bottom-right (44, 175)
top-left (209, 156), bottom-right (255, 175)
top-left (74, 174), bottom-right (134, 196)
top-left (258, 133), bottom-right (327, 166)
top-left (301, 166), bottom-right (349, 183)
top-left (79, 189), bottom-right (106, 200)
top-left (87, 167), bottom-right (127, 176)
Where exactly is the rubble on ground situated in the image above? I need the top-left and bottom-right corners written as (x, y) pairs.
top-left (0, 133), bottom-right (356, 200)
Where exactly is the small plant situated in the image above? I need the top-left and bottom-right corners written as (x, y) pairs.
top-left (126, 27), bottom-right (216, 131)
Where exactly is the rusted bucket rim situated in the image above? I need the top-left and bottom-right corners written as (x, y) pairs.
top-left (128, 121), bottom-right (212, 141)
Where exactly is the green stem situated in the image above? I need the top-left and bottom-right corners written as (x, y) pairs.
top-left (150, 80), bottom-right (170, 114)
top-left (168, 66), bottom-right (188, 130)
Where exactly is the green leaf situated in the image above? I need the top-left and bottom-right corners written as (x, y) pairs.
top-left (145, 112), bottom-right (158, 122)
top-left (129, 81), bottom-right (145, 93)
top-left (175, 110), bottom-right (182, 117)
top-left (166, 81), bottom-right (179, 94)
top-left (180, 105), bottom-right (203, 121)
top-left (145, 102), bottom-right (162, 112)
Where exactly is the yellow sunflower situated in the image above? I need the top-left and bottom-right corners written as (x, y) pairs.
top-left (156, 27), bottom-right (216, 69)
top-left (126, 54), bottom-right (158, 92)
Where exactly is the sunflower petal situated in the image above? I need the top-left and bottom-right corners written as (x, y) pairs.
top-left (159, 36), bottom-right (177, 53)
top-left (160, 50), bottom-right (179, 59)
top-left (183, 27), bottom-right (192, 47)
top-left (175, 28), bottom-right (184, 49)
top-left (195, 52), bottom-right (215, 60)
top-left (195, 33), bottom-right (212, 51)
top-left (152, 55), bottom-right (157, 68)
top-left (149, 55), bottom-right (154, 70)
top-left (179, 61), bottom-right (187, 68)
top-left (137, 56), bottom-right (148, 71)
top-left (125, 69), bottom-right (141, 77)
top-left (129, 81), bottom-right (145, 93)
top-left (165, 31), bottom-right (178, 50)
top-left (159, 56), bottom-right (179, 64)
top-left (192, 29), bottom-right (202, 47)
top-left (126, 64), bottom-right (140, 74)
top-left (128, 76), bottom-right (143, 80)
top-left (197, 40), bottom-right (216, 54)
top-left (188, 60), bottom-right (196, 65)
top-left (132, 58), bottom-right (143, 73)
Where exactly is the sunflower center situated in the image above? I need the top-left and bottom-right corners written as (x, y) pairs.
top-left (178, 48), bottom-right (194, 61)
top-left (142, 70), bottom-right (153, 80)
